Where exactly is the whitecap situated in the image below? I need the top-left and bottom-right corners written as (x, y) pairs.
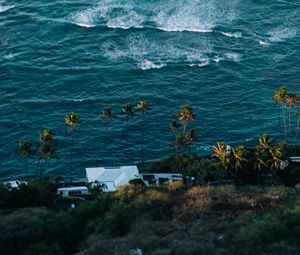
top-left (4, 53), bottom-right (16, 60)
top-left (213, 56), bottom-right (224, 63)
top-left (224, 52), bottom-right (241, 62)
top-left (220, 31), bottom-right (242, 38)
top-left (0, 4), bottom-right (15, 13)
top-left (189, 61), bottom-right (209, 68)
top-left (138, 60), bottom-right (166, 70)
top-left (106, 10), bottom-right (144, 29)
top-left (71, 7), bottom-right (99, 28)
top-left (268, 26), bottom-right (297, 42)
top-left (76, 23), bottom-right (96, 28)
top-left (258, 40), bottom-right (269, 46)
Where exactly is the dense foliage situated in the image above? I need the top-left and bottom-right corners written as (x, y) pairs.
top-left (1, 184), bottom-right (300, 255)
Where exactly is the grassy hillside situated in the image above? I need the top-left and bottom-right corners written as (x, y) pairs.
top-left (1, 184), bottom-right (300, 255)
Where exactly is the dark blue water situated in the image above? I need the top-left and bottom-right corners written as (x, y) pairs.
top-left (1, 0), bottom-right (299, 179)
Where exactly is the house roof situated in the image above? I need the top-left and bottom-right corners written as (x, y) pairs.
top-left (85, 166), bottom-right (140, 192)
top-left (57, 186), bottom-right (88, 192)
top-left (290, 156), bottom-right (300, 162)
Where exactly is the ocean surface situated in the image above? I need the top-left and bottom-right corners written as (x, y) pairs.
top-left (0, 0), bottom-right (299, 180)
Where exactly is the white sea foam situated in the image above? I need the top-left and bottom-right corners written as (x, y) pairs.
top-left (71, 0), bottom-right (238, 32)
top-left (258, 40), bottom-right (268, 46)
top-left (103, 32), bottom-right (213, 70)
top-left (189, 60), bottom-right (209, 68)
top-left (0, 4), bottom-right (15, 13)
top-left (213, 53), bottom-right (241, 63)
top-left (71, 7), bottom-right (99, 28)
top-left (224, 52), bottom-right (241, 62)
top-left (220, 31), bottom-right (242, 38)
top-left (106, 10), bottom-right (144, 29)
top-left (138, 60), bottom-right (166, 70)
top-left (268, 26), bottom-right (297, 42)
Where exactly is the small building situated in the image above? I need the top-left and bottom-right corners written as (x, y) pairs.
top-left (86, 166), bottom-right (140, 192)
top-left (57, 186), bottom-right (89, 197)
top-left (290, 156), bottom-right (300, 163)
top-left (5, 180), bottom-right (27, 189)
top-left (140, 173), bottom-right (183, 186)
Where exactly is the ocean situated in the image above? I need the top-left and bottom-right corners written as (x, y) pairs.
top-left (0, 0), bottom-right (299, 179)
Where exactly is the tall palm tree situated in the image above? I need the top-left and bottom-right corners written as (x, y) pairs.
top-left (273, 87), bottom-right (288, 138)
top-left (65, 112), bottom-right (80, 183)
top-left (137, 100), bottom-right (151, 163)
top-left (170, 120), bottom-right (180, 136)
top-left (296, 110), bottom-right (300, 145)
top-left (286, 93), bottom-right (297, 134)
top-left (178, 105), bottom-right (195, 135)
top-left (122, 102), bottom-right (134, 127)
top-left (212, 142), bottom-right (231, 170)
top-left (186, 129), bottom-right (197, 151)
top-left (37, 129), bottom-right (57, 177)
top-left (15, 140), bottom-right (33, 178)
top-left (101, 107), bottom-right (114, 136)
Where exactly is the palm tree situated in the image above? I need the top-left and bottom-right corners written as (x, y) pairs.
top-left (65, 112), bottom-right (80, 183)
top-left (122, 102), bottom-right (134, 127)
top-left (101, 107), bottom-right (114, 136)
top-left (186, 129), bottom-right (197, 151)
top-left (231, 145), bottom-right (248, 170)
top-left (170, 120), bottom-right (180, 136)
top-left (37, 129), bottom-right (58, 177)
top-left (15, 140), bottom-right (33, 178)
top-left (296, 110), bottom-right (300, 145)
top-left (253, 146), bottom-right (268, 185)
top-left (178, 105), bottom-right (195, 135)
top-left (175, 134), bottom-right (186, 153)
top-left (286, 93), bottom-right (297, 134)
top-left (212, 142), bottom-right (231, 170)
top-left (273, 87), bottom-right (288, 138)
top-left (137, 101), bottom-right (151, 163)
top-left (258, 134), bottom-right (274, 150)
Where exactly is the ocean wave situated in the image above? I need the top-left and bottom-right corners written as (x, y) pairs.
top-left (258, 40), bottom-right (269, 46)
top-left (220, 31), bottom-right (242, 38)
top-left (71, 0), bottom-right (238, 32)
top-left (157, 27), bottom-right (213, 33)
top-left (268, 26), bottom-right (297, 42)
top-left (0, 4), bottom-right (15, 13)
top-left (213, 53), bottom-right (241, 63)
top-left (189, 60), bottom-right (209, 68)
top-left (138, 60), bottom-right (166, 70)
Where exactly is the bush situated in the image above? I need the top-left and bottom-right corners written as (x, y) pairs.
top-left (279, 167), bottom-right (300, 187)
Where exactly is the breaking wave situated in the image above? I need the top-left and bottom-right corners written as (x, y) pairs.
top-left (0, 4), bottom-right (15, 13)
top-left (268, 26), bottom-right (297, 42)
top-left (138, 60), bottom-right (166, 70)
top-left (70, 0), bottom-right (238, 32)
top-left (220, 31), bottom-right (242, 38)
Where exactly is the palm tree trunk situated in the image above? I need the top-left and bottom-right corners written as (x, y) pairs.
top-left (25, 159), bottom-right (28, 179)
top-left (70, 133), bottom-right (73, 183)
top-left (296, 119), bottom-right (300, 145)
top-left (36, 159), bottom-right (40, 177)
top-left (141, 113), bottom-right (145, 164)
top-left (282, 104), bottom-right (287, 139)
top-left (42, 160), bottom-right (47, 177)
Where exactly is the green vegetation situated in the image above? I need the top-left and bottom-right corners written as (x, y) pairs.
top-left (1, 183), bottom-right (300, 255)
top-left (65, 112), bottom-right (81, 183)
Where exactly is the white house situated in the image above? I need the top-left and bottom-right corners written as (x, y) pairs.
top-left (140, 173), bottom-right (183, 186)
top-left (5, 180), bottom-right (27, 189)
top-left (57, 186), bottom-right (89, 197)
top-left (85, 166), bottom-right (140, 192)
top-left (290, 156), bottom-right (300, 163)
